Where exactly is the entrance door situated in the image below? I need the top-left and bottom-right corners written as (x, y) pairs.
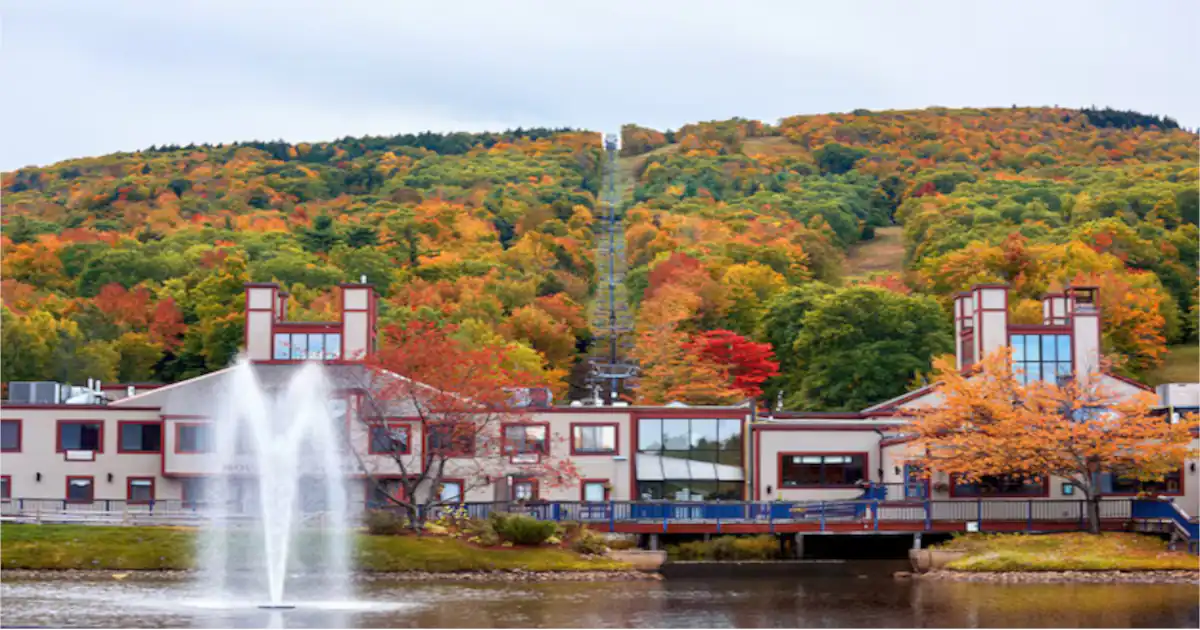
top-left (903, 464), bottom-right (928, 500)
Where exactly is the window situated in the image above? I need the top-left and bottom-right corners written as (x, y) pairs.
top-left (571, 424), bottom-right (617, 454)
top-left (503, 423), bottom-right (548, 461)
top-left (427, 423), bottom-right (475, 456)
top-left (951, 475), bottom-right (1045, 497)
top-left (272, 332), bottom-right (342, 360)
top-left (780, 453), bottom-right (867, 488)
top-left (1, 419), bottom-right (20, 452)
top-left (119, 422), bottom-right (162, 453)
top-left (368, 478), bottom-right (406, 507)
top-left (440, 480), bottom-right (463, 503)
top-left (582, 480), bottom-right (609, 502)
top-left (1011, 334), bottom-right (1072, 385)
top-left (511, 478), bottom-right (537, 501)
top-left (66, 476), bottom-right (94, 502)
top-left (182, 478), bottom-right (210, 507)
top-left (1100, 469), bottom-right (1183, 496)
top-left (177, 424), bottom-right (214, 454)
top-left (127, 478), bottom-right (155, 503)
top-left (58, 421), bottom-right (103, 452)
top-left (636, 418), bottom-right (745, 501)
top-left (1, 476), bottom-right (10, 500)
top-left (368, 423), bottom-right (411, 455)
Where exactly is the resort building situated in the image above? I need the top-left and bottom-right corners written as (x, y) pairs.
top-left (1, 282), bottom-right (1197, 520)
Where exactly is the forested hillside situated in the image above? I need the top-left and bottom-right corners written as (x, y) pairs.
top-left (2, 107), bottom-right (1196, 410)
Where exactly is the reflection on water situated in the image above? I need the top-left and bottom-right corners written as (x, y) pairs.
top-left (2, 564), bottom-right (1197, 628)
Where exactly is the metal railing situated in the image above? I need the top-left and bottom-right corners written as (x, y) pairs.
top-left (3, 497), bottom-right (1139, 533)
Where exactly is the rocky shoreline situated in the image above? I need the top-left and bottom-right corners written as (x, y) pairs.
top-left (917, 569), bottom-right (1200, 584)
top-left (0, 568), bottom-right (660, 583)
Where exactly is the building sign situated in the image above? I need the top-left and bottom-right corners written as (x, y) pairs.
top-left (219, 460), bottom-right (363, 475)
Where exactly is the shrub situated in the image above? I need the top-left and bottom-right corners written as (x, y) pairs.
top-left (489, 512), bottom-right (558, 546)
top-left (465, 518), bottom-right (500, 547)
top-left (570, 528), bottom-right (610, 555)
top-left (364, 510), bottom-right (409, 536)
top-left (666, 535), bottom-right (780, 561)
top-left (607, 538), bottom-right (637, 551)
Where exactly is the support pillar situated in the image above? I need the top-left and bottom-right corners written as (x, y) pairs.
top-left (703, 533), bottom-right (711, 542)
top-left (649, 534), bottom-right (660, 551)
top-left (912, 533), bottom-right (923, 550)
top-left (794, 533), bottom-right (805, 559)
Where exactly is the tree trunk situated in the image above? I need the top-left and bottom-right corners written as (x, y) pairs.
top-left (1086, 495), bottom-right (1102, 535)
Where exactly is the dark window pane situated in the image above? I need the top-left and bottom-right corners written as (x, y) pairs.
top-left (121, 423), bottom-right (161, 452)
top-left (717, 419), bottom-right (742, 448)
top-left (129, 480), bottom-right (153, 502)
top-left (637, 482), bottom-right (663, 500)
top-left (2, 421), bottom-right (20, 450)
top-left (67, 478), bottom-right (93, 501)
top-left (637, 419), bottom-right (662, 451)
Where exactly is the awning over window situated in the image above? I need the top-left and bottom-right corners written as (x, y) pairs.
top-left (636, 453), bottom-right (744, 482)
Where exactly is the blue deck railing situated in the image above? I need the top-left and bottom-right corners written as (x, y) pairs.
top-left (3, 497), bottom-right (1156, 535)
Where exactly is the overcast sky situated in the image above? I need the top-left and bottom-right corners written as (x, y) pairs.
top-left (2, 0), bottom-right (1197, 170)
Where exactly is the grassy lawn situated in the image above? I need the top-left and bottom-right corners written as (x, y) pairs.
top-left (1144, 344), bottom-right (1199, 387)
top-left (0, 524), bottom-right (630, 572)
top-left (845, 225), bottom-right (906, 278)
top-left (934, 532), bottom-right (1199, 572)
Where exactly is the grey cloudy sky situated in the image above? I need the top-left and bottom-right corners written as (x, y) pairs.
top-left (2, 0), bottom-right (1197, 170)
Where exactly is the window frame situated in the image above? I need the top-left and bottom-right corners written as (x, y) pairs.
top-left (570, 423), bottom-right (619, 456)
top-left (438, 478), bottom-right (465, 504)
top-left (1, 475), bottom-right (11, 501)
top-left (126, 477), bottom-right (156, 504)
top-left (1098, 468), bottom-right (1185, 497)
top-left (367, 420), bottom-right (413, 455)
top-left (1010, 332), bottom-right (1073, 386)
top-left (1, 418), bottom-right (22, 453)
top-left (778, 452), bottom-right (869, 489)
top-left (117, 420), bottom-right (163, 454)
top-left (510, 477), bottom-right (539, 502)
top-left (272, 331), bottom-right (344, 361)
top-left (580, 478), bottom-right (611, 502)
top-left (56, 420), bottom-right (105, 453)
top-left (949, 474), bottom-right (1049, 498)
top-left (425, 423), bottom-right (476, 457)
top-left (501, 422), bottom-right (550, 463)
top-left (175, 422), bottom-right (215, 454)
top-left (65, 475), bottom-right (95, 503)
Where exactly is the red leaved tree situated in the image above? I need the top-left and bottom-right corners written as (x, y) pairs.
top-left (347, 321), bottom-right (579, 531)
top-left (684, 330), bottom-right (780, 399)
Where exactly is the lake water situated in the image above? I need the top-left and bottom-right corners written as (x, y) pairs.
top-left (2, 564), bottom-right (1198, 628)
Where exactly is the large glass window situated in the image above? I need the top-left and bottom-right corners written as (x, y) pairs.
top-left (272, 332), bottom-right (343, 360)
top-left (572, 424), bottom-right (617, 454)
top-left (120, 422), bottom-right (161, 453)
top-left (636, 418), bottom-right (745, 500)
top-left (779, 453), bottom-right (867, 488)
top-left (59, 421), bottom-right (102, 452)
top-left (1011, 334), bottom-right (1072, 385)
top-left (952, 475), bottom-right (1045, 497)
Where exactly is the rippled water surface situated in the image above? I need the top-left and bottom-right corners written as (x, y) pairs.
top-left (3, 564), bottom-right (1198, 628)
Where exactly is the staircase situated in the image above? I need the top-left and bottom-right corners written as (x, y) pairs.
top-left (1132, 499), bottom-right (1199, 554)
top-left (587, 133), bottom-right (638, 402)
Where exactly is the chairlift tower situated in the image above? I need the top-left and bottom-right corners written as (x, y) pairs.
top-left (588, 133), bottom-right (638, 402)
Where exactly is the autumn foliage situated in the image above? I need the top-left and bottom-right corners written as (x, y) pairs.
top-left (906, 350), bottom-right (1198, 533)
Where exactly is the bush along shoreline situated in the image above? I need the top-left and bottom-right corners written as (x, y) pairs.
top-left (916, 532), bottom-right (1199, 582)
top-left (0, 514), bottom-right (653, 580)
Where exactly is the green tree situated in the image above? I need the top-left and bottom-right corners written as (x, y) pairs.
top-left (813, 143), bottom-right (869, 175)
top-left (784, 286), bottom-right (953, 410)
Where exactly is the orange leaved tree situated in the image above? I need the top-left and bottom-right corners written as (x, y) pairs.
top-left (347, 321), bottom-right (579, 531)
top-left (907, 349), bottom-right (1196, 534)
